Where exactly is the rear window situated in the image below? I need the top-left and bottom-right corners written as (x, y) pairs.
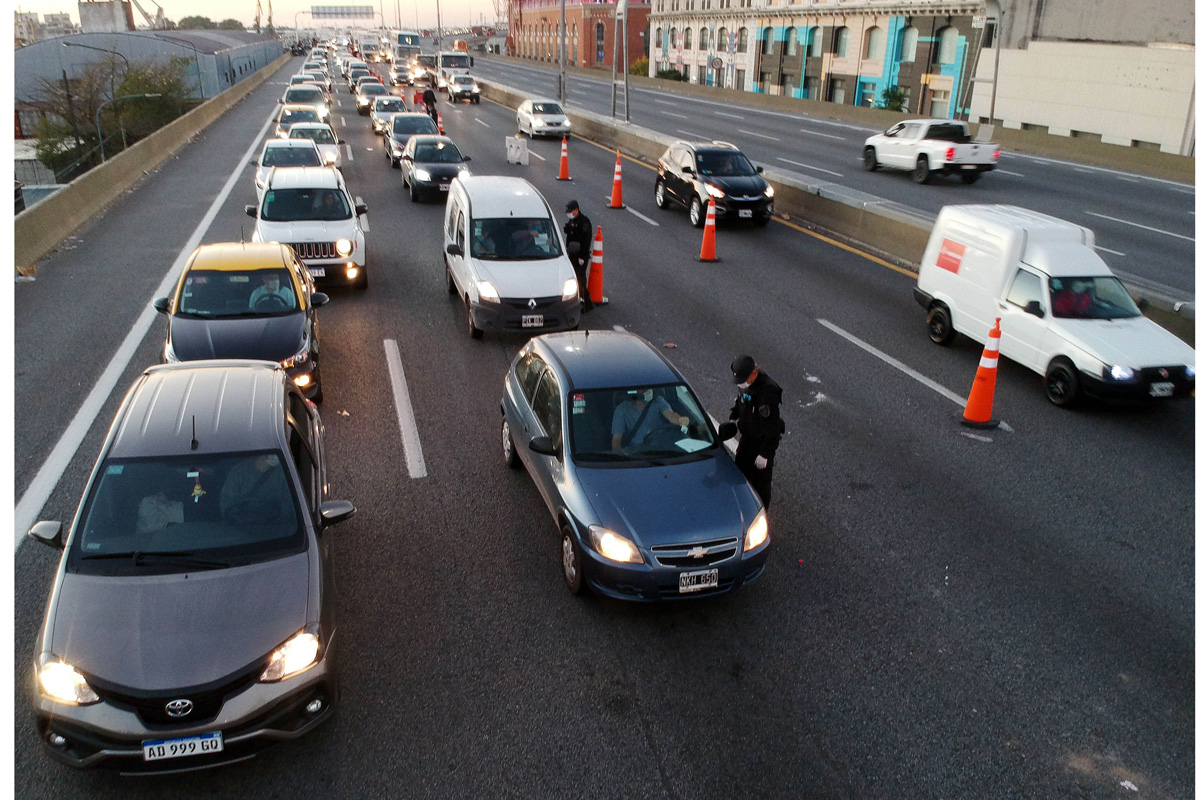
top-left (926, 124), bottom-right (971, 143)
top-left (392, 116), bottom-right (439, 135)
top-left (285, 88), bottom-right (324, 105)
top-left (360, 84), bottom-right (388, 96)
top-left (262, 144), bottom-right (322, 168)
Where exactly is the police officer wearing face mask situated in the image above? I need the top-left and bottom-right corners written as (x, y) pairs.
top-left (563, 199), bottom-right (594, 312)
top-left (728, 355), bottom-right (784, 510)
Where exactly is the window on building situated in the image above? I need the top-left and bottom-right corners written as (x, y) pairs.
top-left (762, 27), bottom-right (774, 55)
top-left (808, 26), bottom-right (822, 57)
top-left (717, 26), bottom-right (728, 52)
top-left (803, 75), bottom-right (819, 99)
top-left (935, 26), bottom-right (958, 65)
top-left (785, 27), bottom-right (798, 56)
top-left (865, 26), bottom-right (883, 59)
top-left (860, 86), bottom-right (876, 107)
top-left (572, 25), bottom-right (578, 63)
top-left (684, 27), bottom-right (693, 48)
top-left (828, 78), bottom-right (845, 103)
top-left (669, 27), bottom-right (677, 48)
top-left (901, 26), bottom-right (918, 62)
top-left (700, 27), bottom-right (709, 50)
top-left (655, 27), bottom-right (662, 50)
top-left (736, 27), bottom-right (748, 52)
top-left (597, 22), bottom-right (606, 63)
top-left (834, 26), bottom-right (849, 57)
top-left (929, 87), bottom-right (951, 117)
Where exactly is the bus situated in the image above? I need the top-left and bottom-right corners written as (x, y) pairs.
top-left (395, 30), bottom-right (421, 63)
top-left (436, 51), bottom-right (472, 89)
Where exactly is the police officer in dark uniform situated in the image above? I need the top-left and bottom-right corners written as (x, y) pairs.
top-left (563, 199), bottom-right (594, 312)
top-left (422, 86), bottom-right (438, 121)
top-left (729, 355), bottom-right (784, 510)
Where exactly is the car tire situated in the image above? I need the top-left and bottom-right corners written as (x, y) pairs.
top-left (409, 181), bottom-right (419, 203)
top-left (561, 525), bottom-right (585, 595)
top-left (445, 261), bottom-right (457, 296)
top-left (1044, 358), bottom-right (1081, 408)
top-left (926, 304), bottom-right (955, 345)
top-left (501, 416), bottom-right (521, 469)
top-left (466, 300), bottom-right (482, 340)
top-left (654, 179), bottom-right (669, 209)
top-left (355, 270), bottom-right (368, 291)
top-left (863, 146), bottom-right (878, 171)
top-left (390, 153), bottom-right (399, 169)
top-left (753, 214), bottom-right (770, 228)
top-left (689, 195), bottom-right (705, 228)
top-left (913, 156), bottom-right (930, 184)
top-left (961, 173), bottom-right (980, 185)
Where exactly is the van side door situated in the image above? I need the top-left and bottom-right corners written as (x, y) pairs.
top-left (444, 199), bottom-right (467, 296)
top-left (996, 267), bottom-right (1050, 372)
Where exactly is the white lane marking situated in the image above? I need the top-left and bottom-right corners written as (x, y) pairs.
top-left (475, 118), bottom-right (491, 128)
top-left (714, 111), bottom-right (742, 119)
top-left (676, 129), bottom-right (705, 139)
top-left (995, 168), bottom-right (1025, 177)
top-left (529, 150), bottom-right (546, 162)
top-left (662, 111), bottom-right (688, 119)
top-left (800, 129), bottom-right (846, 140)
top-left (777, 157), bottom-right (843, 177)
top-left (383, 339), bottom-right (429, 479)
top-left (340, 115), bottom-right (346, 126)
top-left (14, 109), bottom-right (280, 551)
top-left (1074, 167), bottom-right (1139, 183)
top-left (658, 100), bottom-right (678, 107)
top-left (346, 144), bottom-right (354, 161)
top-left (1094, 245), bottom-right (1125, 256)
top-left (1085, 211), bottom-right (1194, 241)
top-left (1003, 150), bottom-right (1194, 190)
top-left (817, 319), bottom-right (1014, 433)
top-left (621, 204), bottom-right (660, 227)
top-left (738, 128), bottom-right (780, 142)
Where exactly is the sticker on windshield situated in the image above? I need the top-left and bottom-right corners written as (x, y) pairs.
top-left (572, 393), bottom-right (586, 414)
top-left (105, 465), bottom-right (124, 475)
top-left (229, 275), bottom-right (250, 283)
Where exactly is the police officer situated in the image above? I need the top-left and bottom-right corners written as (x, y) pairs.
top-left (729, 355), bottom-right (784, 510)
top-left (422, 86), bottom-right (438, 121)
top-left (563, 199), bottom-right (594, 312)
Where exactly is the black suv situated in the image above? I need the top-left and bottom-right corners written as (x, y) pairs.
top-left (654, 141), bottom-right (774, 228)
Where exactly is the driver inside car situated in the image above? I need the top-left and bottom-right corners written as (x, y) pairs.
top-left (248, 272), bottom-right (296, 311)
top-left (611, 388), bottom-right (690, 450)
top-left (220, 453), bottom-right (290, 524)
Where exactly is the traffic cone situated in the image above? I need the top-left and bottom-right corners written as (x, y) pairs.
top-left (556, 135), bottom-right (571, 181)
top-left (696, 200), bottom-right (719, 262)
top-left (437, 112), bottom-right (444, 135)
top-left (608, 152), bottom-right (625, 208)
top-left (961, 318), bottom-right (1002, 429)
top-left (414, 91), bottom-right (424, 108)
top-left (587, 226), bottom-right (609, 305)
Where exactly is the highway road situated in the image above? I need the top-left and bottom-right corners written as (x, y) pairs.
top-left (471, 58), bottom-right (1197, 304)
top-left (12, 57), bottom-right (1195, 798)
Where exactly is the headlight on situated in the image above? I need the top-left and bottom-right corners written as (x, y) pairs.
top-left (764, 184), bottom-right (775, 198)
top-left (260, 631), bottom-right (320, 682)
top-left (39, 660), bottom-right (100, 705)
top-left (413, 168), bottom-right (432, 181)
top-left (562, 278), bottom-right (578, 301)
top-left (323, 151), bottom-right (337, 164)
top-left (532, 119), bottom-right (546, 127)
top-left (335, 238), bottom-right (353, 256)
top-left (1107, 365), bottom-right (1136, 381)
top-left (588, 525), bottom-right (644, 564)
top-left (477, 281), bottom-right (500, 303)
top-left (1186, 366), bottom-right (1195, 379)
top-left (744, 509), bottom-right (769, 553)
top-left (280, 345), bottom-right (310, 369)
top-left (705, 184), bottom-right (726, 199)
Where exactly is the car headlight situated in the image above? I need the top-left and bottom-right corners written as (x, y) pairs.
top-left (532, 119), bottom-right (546, 127)
top-left (705, 184), bottom-right (726, 199)
top-left (336, 238), bottom-right (353, 256)
top-left (1186, 365), bottom-right (1195, 379)
top-left (280, 344), bottom-right (310, 369)
top-left (260, 630), bottom-right (320, 682)
top-left (744, 509), bottom-right (769, 553)
top-left (477, 281), bottom-right (500, 303)
top-left (471, 88), bottom-right (479, 94)
top-left (588, 525), bottom-right (644, 564)
top-left (562, 119), bottom-right (571, 128)
top-left (413, 168), bottom-right (432, 181)
top-left (323, 151), bottom-right (338, 165)
top-left (1106, 365), bottom-right (1136, 381)
top-left (39, 659), bottom-right (100, 705)
top-left (562, 278), bottom-right (578, 301)
top-left (764, 184), bottom-right (775, 198)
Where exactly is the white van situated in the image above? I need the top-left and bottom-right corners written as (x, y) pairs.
top-left (915, 205), bottom-right (1194, 406)
top-left (443, 176), bottom-right (581, 339)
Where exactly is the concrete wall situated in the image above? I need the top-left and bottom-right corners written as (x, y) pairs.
top-left (1003, 0), bottom-right (1194, 48)
top-left (78, 0), bottom-right (133, 33)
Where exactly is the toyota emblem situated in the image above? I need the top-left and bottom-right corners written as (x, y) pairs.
top-left (528, 298), bottom-right (538, 310)
top-left (165, 699), bottom-right (194, 718)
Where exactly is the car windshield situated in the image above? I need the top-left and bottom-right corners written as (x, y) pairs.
top-left (441, 54), bottom-right (470, 68)
top-left (374, 98), bottom-right (405, 112)
top-left (453, 77), bottom-right (476, 87)
top-left (569, 384), bottom-right (718, 464)
top-left (360, 84), bottom-right (387, 96)
top-left (69, 451), bottom-right (305, 575)
top-left (393, 116), bottom-right (439, 135)
top-left (1049, 276), bottom-right (1141, 320)
top-left (290, 76), bottom-right (310, 84)
top-left (261, 145), bottom-right (321, 168)
top-left (290, 127), bottom-right (336, 144)
top-left (262, 187), bottom-right (351, 222)
top-left (177, 268), bottom-right (300, 317)
top-left (471, 217), bottom-right (562, 260)
top-left (349, 70), bottom-right (369, 80)
top-left (696, 151), bottom-right (756, 176)
top-left (279, 109), bottom-right (319, 127)
top-left (532, 102), bottom-right (563, 115)
top-left (285, 88), bottom-right (324, 105)
top-left (413, 142), bottom-right (463, 163)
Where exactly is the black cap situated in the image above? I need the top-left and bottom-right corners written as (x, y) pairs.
top-left (730, 355), bottom-right (756, 382)
top-left (565, 199), bottom-right (579, 212)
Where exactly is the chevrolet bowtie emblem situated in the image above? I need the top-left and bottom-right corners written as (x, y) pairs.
top-left (687, 546), bottom-right (708, 559)
top-left (528, 298), bottom-right (537, 309)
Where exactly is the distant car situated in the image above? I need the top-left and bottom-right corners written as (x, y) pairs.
top-left (274, 104), bottom-right (322, 138)
top-left (399, 135), bottom-right (470, 202)
top-left (301, 70), bottom-right (333, 93)
top-left (286, 122), bottom-right (343, 168)
top-left (516, 98), bottom-right (571, 138)
top-left (500, 331), bottom-right (771, 600)
top-left (346, 67), bottom-right (370, 88)
top-left (447, 74), bottom-right (480, 104)
top-left (863, 118), bottom-right (1000, 184)
top-left (355, 83), bottom-right (389, 115)
top-left (654, 139), bottom-right (774, 228)
top-left (384, 112), bottom-right (440, 167)
top-left (279, 85), bottom-right (329, 122)
top-left (251, 138), bottom-right (323, 196)
top-left (26, 358), bottom-right (355, 773)
top-left (351, 74), bottom-right (382, 93)
top-left (370, 95), bottom-right (408, 135)
top-left (153, 242), bottom-right (328, 401)
top-left (388, 63), bottom-right (410, 86)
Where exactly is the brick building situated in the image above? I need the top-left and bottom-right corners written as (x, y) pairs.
top-left (509, 0), bottom-right (652, 70)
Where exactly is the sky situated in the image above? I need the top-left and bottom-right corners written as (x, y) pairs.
top-left (14, 0), bottom-right (506, 32)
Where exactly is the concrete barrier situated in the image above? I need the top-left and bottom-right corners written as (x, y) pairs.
top-left (14, 54), bottom-right (292, 270)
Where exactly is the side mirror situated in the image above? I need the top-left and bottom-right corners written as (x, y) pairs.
top-left (446, 243), bottom-right (463, 257)
top-left (756, 165), bottom-right (764, 174)
top-left (528, 436), bottom-right (560, 457)
top-left (311, 292), bottom-right (330, 307)
top-left (27, 521), bottom-right (64, 550)
top-left (249, 160), bottom-right (259, 167)
top-left (462, 155), bottom-right (472, 162)
top-left (355, 203), bottom-right (368, 216)
top-left (717, 422), bottom-right (738, 442)
top-left (1024, 300), bottom-right (1044, 318)
top-left (682, 165), bottom-right (695, 175)
top-left (245, 205), bottom-right (257, 218)
top-left (338, 138), bottom-right (345, 144)
top-left (318, 500), bottom-right (356, 528)
top-left (1136, 297), bottom-right (1149, 311)
top-left (152, 297), bottom-right (171, 314)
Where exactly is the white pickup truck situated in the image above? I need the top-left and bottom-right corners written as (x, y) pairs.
top-left (863, 119), bottom-right (999, 184)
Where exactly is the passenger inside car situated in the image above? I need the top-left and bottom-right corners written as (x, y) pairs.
top-left (249, 272), bottom-right (298, 311)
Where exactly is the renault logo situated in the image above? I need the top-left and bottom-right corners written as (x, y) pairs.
top-left (687, 546), bottom-right (709, 559)
top-left (528, 298), bottom-right (538, 310)
top-left (165, 699), bottom-right (194, 718)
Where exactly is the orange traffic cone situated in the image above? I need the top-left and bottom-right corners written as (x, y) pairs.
top-left (413, 89), bottom-right (422, 108)
top-left (587, 226), bottom-right (609, 305)
top-left (437, 112), bottom-right (444, 135)
top-left (962, 318), bottom-right (1002, 428)
top-left (556, 135), bottom-right (571, 181)
top-left (608, 152), bottom-right (625, 208)
top-left (696, 200), bottom-right (719, 262)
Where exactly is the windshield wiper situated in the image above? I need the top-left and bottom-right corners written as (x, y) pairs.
top-left (82, 550), bottom-right (230, 569)
top-left (573, 452), bottom-right (632, 462)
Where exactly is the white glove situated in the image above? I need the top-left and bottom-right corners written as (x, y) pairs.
top-left (755, 455), bottom-right (768, 470)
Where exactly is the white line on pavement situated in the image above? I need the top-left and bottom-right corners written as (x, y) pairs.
top-left (776, 157), bottom-right (843, 177)
top-left (346, 144), bottom-right (354, 161)
top-left (340, 115), bottom-right (347, 126)
top-left (817, 319), bottom-right (1014, 433)
top-left (475, 118), bottom-right (491, 127)
top-left (622, 204), bottom-right (659, 226)
top-left (738, 129), bottom-right (780, 141)
top-left (612, 325), bottom-right (626, 331)
top-left (14, 109), bottom-right (280, 552)
top-left (383, 340), bottom-right (429, 479)
top-left (676, 130), bottom-right (704, 139)
top-left (800, 129), bottom-right (846, 140)
top-left (1094, 245), bottom-right (1125, 256)
top-left (529, 150), bottom-right (546, 161)
top-left (662, 111), bottom-right (688, 119)
top-left (995, 169), bottom-right (1025, 177)
top-left (1085, 211), bottom-right (1194, 241)
top-left (714, 111), bottom-right (742, 119)
top-left (1074, 167), bottom-right (1139, 183)
top-left (658, 100), bottom-right (678, 106)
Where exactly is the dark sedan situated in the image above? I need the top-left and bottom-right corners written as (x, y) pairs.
top-left (655, 139), bottom-right (775, 227)
top-left (153, 242), bottom-right (327, 402)
top-left (500, 331), bottom-right (771, 601)
top-left (384, 113), bottom-right (440, 167)
top-left (399, 135), bottom-right (471, 202)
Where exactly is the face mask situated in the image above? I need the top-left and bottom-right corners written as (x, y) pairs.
top-left (641, 389), bottom-right (653, 402)
top-left (737, 380), bottom-right (751, 390)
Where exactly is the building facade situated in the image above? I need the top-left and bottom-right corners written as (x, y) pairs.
top-left (15, 10), bottom-right (82, 46)
top-left (509, 0), bottom-right (652, 70)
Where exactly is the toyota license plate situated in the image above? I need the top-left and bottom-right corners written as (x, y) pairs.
top-left (1150, 381), bottom-right (1175, 397)
top-left (308, 267), bottom-right (326, 277)
top-left (679, 569), bottom-right (718, 593)
top-left (521, 314), bottom-right (544, 328)
top-left (738, 209), bottom-right (753, 218)
top-left (143, 732), bottom-right (223, 762)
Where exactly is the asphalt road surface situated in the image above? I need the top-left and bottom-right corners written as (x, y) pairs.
top-left (12, 58), bottom-right (1195, 798)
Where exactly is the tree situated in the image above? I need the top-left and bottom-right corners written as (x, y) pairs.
top-left (629, 57), bottom-right (649, 77)
top-left (177, 15), bottom-right (216, 29)
top-left (217, 18), bottom-right (245, 30)
top-left (877, 85), bottom-right (907, 112)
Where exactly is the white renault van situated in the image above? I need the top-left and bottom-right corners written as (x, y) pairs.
top-left (914, 205), bottom-right (1194, 407)
top-left (443, 176), bottom-right (581, 339)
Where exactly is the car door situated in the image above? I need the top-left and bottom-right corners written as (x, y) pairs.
top-left (508, 351), bottom-right (547, 459)
top-left (517, 101), bottom-right (529, 132)
top-left (445, 204), bottom-right (469, 295)
top-left (996, 267), bottom-right (1050, 372)
top-left (875, 123), bottom-right (906, 167)
top-left (662, 146), bottom-right (686, 202)
top-left (527, 367), bottom-right (565, 511)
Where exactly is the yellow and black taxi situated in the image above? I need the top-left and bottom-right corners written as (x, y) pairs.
top-left (153, 242), bottom-right (328, 402)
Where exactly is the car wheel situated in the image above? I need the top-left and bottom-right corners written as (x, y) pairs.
top-left (689, 195), bottom-right (705, 228)
top-left (654, 179), bottom-right (669, 209)
top-left (409, 181), bottom-right (419, 203)
top-left (1044, 358), bottom-right (1080, 408)
top-left (445, 261), bottom-right (457, 296)
top-left (753, 213), bottom-right (770, 228)
top-left (913, 156), bottom-right (930, 184)
top-left (926, 304), bottom-right (955, 345)
top-left (561, 525), bottom-right (585, 595)
top-left (501, 416), bottom-right (521, 469)
top-left (466, 300), bottom-right (482, 339)
top-left (355, 270), bottom-right (368, 291)
top-left (962, 173), bottom-right (980, 185)
top-left (863, 146), bottom-right (878, 171)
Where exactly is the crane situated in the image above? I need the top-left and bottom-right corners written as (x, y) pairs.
top-left (129, 0), bottom-right (172, 29)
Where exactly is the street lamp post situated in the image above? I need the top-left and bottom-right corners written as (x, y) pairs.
top-left (62, 41), bottom-right (131, 147)
top-left (95, 93), bottom-right (162, 162)
top-left (558, 0), bottom-right (566, 103)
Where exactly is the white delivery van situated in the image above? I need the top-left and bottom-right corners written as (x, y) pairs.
top-left (443, 175), bottom-right (581, 339)
top-left (914, 205), bottom-right (1194, 407)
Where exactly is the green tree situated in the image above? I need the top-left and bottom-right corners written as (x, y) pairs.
top-left (217, 18), bottom-right (245, 30)
top-left (629, 57), bottom-right (649, 77)
top-left (656, 68), bottom-right (686, 82)
top-left (876, 85), bottom-right (907, 112)
top-left (177, 15), bottom-right (216, 29)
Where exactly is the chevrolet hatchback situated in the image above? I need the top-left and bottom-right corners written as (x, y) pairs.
top-left (501, 331), bottom-right (771, 600)
top-left (27, 360), bottom-right (356, 773)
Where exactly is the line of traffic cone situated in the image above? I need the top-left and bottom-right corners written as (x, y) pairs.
top-left (961, 318), bottom-right (1002, 428)
top-left (437, 112), bottom-right (444, 135)
top-left (555, 135), bottom-right (571, 181)
top-left (413, 90), bottom-right (423, 108)
top-left (696, 199), bottom-right (719, 262)
top-left (587, 226), bottom-right (608, 305)
top-left (608, 152), bottom-right (625, 208)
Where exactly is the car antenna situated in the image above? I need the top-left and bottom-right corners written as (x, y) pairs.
top-left (190, 416), bottom-right (199, 451)
top-left (239, 225), bottom-right (245, 245)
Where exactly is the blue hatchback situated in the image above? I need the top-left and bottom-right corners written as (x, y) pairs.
top-left (501, 331), bottom-right (771, 601)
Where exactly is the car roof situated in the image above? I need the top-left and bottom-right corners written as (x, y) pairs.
top-left (688, 140), bottom-right (742, 154)
top-left (279, 103), bottom-right (320, 116)
top-left (261, 137), bottom-right (318, 150)
top-left (287, 122), bottom-right (333, 130)
top-left (266, 166), bottom-right (343, 189)
top-left (457, 176), bottom-right (550, 218)
top-left (408, 135), bottom-right (455, 147)
top-left (527, 97), bottom-right (562, 106)
top-left (108, 362), bottom-right (289, 458)
top-left (185, 241), bottom-right (293, 273)
top-left (533, 331), bottom-right (681, 391)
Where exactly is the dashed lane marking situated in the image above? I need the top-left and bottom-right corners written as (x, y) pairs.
top-left (776, 157), bottom-right (843, 177)
top-left (738, 129), bottom-right (780, 142)
top-left (662, 111), bottom-right (688, 119)
top-left (995, 169), bottom-right (1025, 177)
top-left (346, 144), bottom-right (353, 161)
top-left (383, 340), bottom-right (429, 479)
top-left (1085, 211), bottom-right (1194, 241)
top-left (529, 150), bottom-right (546, 162)
top-left (475, 118), bottom-right (491, 128)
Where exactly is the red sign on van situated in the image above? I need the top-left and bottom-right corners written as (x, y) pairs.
top-left (936, 238), bottom-right (966, 274)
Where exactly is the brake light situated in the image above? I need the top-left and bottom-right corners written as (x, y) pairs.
top-left (945, 147), bottom-right (955, 161)
top-left (993, 148), bottom-right (1001, 162)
